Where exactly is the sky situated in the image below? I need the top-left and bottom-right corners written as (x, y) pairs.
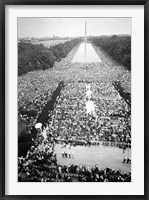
top-left (18, 18), bottom-right (131, 38)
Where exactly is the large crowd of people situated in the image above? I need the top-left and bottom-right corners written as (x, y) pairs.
top-left (18, 136), bottom-right (131, 182)
top-left (18, 41), bottom-right (131, 182)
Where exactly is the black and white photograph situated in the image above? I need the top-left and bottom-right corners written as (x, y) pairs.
top-left (18, 17), bottom-right (131, 182)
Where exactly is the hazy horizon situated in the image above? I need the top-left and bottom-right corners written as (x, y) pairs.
top-left (18, 18), bottom-right (131, 38)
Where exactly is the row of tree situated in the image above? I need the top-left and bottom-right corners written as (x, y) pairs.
top-left (18, 38), bottom-right (82, 76)
top-left (90, 35), bottom-right (131, 70)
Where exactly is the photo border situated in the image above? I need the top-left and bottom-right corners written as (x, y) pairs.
top-left (0, 0), bottom-right (148, 199)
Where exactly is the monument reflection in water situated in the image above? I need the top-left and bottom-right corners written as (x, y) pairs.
top-left (72, 21), bottom-right (102, 63)
top-left (71, 42), bottom-right (102, 63)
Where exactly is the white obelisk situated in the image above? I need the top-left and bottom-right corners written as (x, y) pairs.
top-left (84, 21), bottom-right (87, 55)
top-left (85, 21), bottom-right (87, 42)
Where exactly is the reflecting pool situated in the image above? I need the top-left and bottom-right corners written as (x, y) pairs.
top-left (71, 42), bottom-right (102, 63)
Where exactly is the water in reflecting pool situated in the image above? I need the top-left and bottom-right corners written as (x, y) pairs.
top-left (71, 42), bottom-right (102, 63)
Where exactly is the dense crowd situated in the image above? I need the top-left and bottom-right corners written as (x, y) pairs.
top-left (46, 80), bottom-right (131, 146)
top-left (18, 44), bottom-right (80, 127)
top-left (18, 137), bottom-right (131, 182)
top-left (18, 41), bottom-right (131, 182)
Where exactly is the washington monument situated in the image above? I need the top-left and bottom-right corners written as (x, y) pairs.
top-left (85, 21), bottom-right (87, 42)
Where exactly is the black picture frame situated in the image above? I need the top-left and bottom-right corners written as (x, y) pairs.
top-left (0, 0), bottom-right (148, 199)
